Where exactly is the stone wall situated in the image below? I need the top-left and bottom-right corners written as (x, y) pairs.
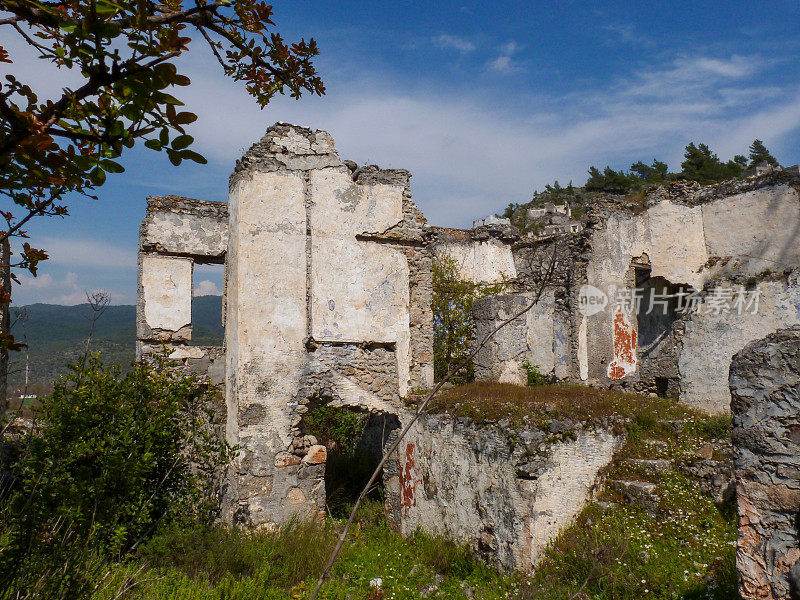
top-left (136, 195), bottom-right (227, 387)
top-left (473, 172), bottom-right (800, 414)
top-left (582, 174), bottom-right (800, 412)
top-left (224, 123), bottom-right (433, 527)
top-left (384, 414), bottom-right (621, 570)
top-left (136, 124), bottom-right (435, 528)
top-left (472, 291), bottom-right (559, 384)
top-left (730, 326), bottom-right (800, 600)
top-left (432, 224), bottom-right (518, 285)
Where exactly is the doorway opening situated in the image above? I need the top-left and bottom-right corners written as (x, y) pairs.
top-left (301, 402), bottom-right (400, 517)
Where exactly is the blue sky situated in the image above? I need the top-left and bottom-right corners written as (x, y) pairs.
top-left (4, 1), bottom-right (800, 305)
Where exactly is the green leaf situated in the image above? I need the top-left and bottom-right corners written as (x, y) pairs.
top-left (166, 149), bottom-right (182, 166)
top-left (181, 150), bottom-right (207, 165)
top-left (174, 112), bottom-right (197, 125)
top-left (144, 139), bottom-right (161, 151)
top-left (171, 135), bottom-right (193, 150)
top-left (90, 167), bottom-right (106, 185)
top-left (100, 160), bottom-right (124, 173)
top-left (159, 128), bottom-right (169, 146)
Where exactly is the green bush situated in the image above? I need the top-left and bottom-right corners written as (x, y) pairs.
top-left (433, 254), bottom-right (511, 383)
top-left (303, 403), bottom-right (367, 454)
top-left (302, 404), bottom-right (381, 515)
top-left (522, 360), bottom-right (548, 386)
top-left (138, 517), bottom-right (337, 588)
top-left (0, 354), bottom-right (233, 598)
top-left (693, 414), bottom-right (731, 440)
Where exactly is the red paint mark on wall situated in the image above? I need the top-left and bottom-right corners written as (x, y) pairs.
top-left (607, 310), bottom-right (637, 380)
top-left (399, 442), bottom-right (416, 512)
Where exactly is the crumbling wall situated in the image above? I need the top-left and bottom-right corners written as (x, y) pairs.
top-left (730, 326), bottom-right (800, 600)
top-left (475, 173), bottom-right (800, 413)
top-left (432, 224), bottom-right (518, 284)
top-left (583, 176), bottom-right (800, 412)
top-left (137, 195), bottom-right (227, 387)
top-left (472, 291), bottom-right (557, 384)
top-left (225, 124), bottom-right (433, 527)
top-left (384, 414), bottom-right (621, 571)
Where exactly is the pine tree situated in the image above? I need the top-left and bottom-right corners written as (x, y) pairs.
top-left (748, 140), bottom-right (778, 167)
top-left (680, 143), bottom-right (743, 183)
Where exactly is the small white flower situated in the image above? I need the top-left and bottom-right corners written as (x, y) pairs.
top-left (369, 577), bottom-right (383, 588)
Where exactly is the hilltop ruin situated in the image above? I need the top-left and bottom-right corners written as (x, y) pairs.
top-left (136, 123), bottom-right (800, 591)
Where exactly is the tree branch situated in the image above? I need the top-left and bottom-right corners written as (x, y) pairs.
top-left (0, 0), bottom-right (224, 28)
top-left (0, 50), bottom-right (179, 158)
top-left (0, 186), bottom-right (66, 246)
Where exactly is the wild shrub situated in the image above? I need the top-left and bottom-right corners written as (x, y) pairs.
top-left (433, 253), bottom-right (511, 382)
top-left (303, 404), bottom-right (377, 514)
top-left (303, 403), bottom-right (367, 454)
top-left (138, 516), bottom-right (337, 588)
top-left (0, 354), bottom-right (233, 598)
top-left (522, 360), bottom-right (548, 386)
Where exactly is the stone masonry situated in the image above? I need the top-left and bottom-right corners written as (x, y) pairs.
top-left (137, 124), bottom-right (434, 528)
top-left (224, 124), bottom-right (433, 526)
top-left (384, 413), bottom-right (622, 571)
top-left (137, 195), bottom-right (228, 387)
top-left (470, 172), bottom-right (800, 414)
top-left (730, 326), bottom-right (800, 600)
top-left (137, 122), bottom-right (800, 580)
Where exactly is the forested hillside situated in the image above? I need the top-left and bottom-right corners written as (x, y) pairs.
top-left (7, 296), bottom-right (224, 391)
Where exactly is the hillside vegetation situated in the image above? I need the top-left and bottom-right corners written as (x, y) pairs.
top-left (7, 296), bottom-right (224, 391)
top-left (500, 138), bottom-right (781, 232)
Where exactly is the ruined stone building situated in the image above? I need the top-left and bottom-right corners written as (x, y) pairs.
top-left (137, 123), bottom-right (800, 578)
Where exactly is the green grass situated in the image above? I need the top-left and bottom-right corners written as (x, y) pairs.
top-left (76, 383), bottom-right (738, 600)
top-left (523, 404), bottom-right (737, 600)
top-left (96, 502), bottom-right (519, 600)
top-left (524, 473), bottom-right (737, 600)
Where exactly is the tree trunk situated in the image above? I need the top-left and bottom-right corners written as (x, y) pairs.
top-left (0, 239), bottom-right (10, 416)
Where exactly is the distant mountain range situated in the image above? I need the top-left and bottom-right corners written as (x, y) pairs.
top-left (7, 296), bottom-right (223, 392)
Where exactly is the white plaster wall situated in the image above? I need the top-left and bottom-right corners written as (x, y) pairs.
top-left (142, 210), bottom-right (228, 257)
top-left (226, 169), bottom-right (307, 461)
top-left (679, 278), bottom-right (800, 414)
top-left (398, 418), bottom-right (619, 571)
top-left (526, 289), bottom-right (556, 375)
top-left (701, 185), bottom-right (800, 278)
top-left (586, 201), bottom-right (707, 291)
top-left (141, 255), bottom-right (192, 331)
top-left (584, 186), bottom-right (800, 398)
top-left (647, 201), bottom-right (708, 289)
top-left (308, 168), bottom-right (412, 394)
top-left (438, 240), bottom-right (516, 284)
top-left (526, 430), bottom-right (619, 566)
top-left (588, 187), bottom-right (800, 295)
top-left (578, 316), bottom-right (588, 381)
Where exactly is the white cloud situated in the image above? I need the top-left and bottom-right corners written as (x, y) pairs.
top-left (4, 23), bottom-right (800, 232)
top-left (488, 41), bottom-right (521, 74)
top-left (193, 279), bottom-right (221, 296)
top-left (13, 271), bottom-right (115, 305)
top-left (36, 237), bottom-right (137, 269)
top-left (602, 22), bottom-right (652, 46)
top-left (169, 46), bottom-right (800, 226)
top-left (488, 55), bottom-right (512, 74)
top-left (619, 55), bottom-right (760, 101)
top-left (433, 34), bottom-right (475, 54)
